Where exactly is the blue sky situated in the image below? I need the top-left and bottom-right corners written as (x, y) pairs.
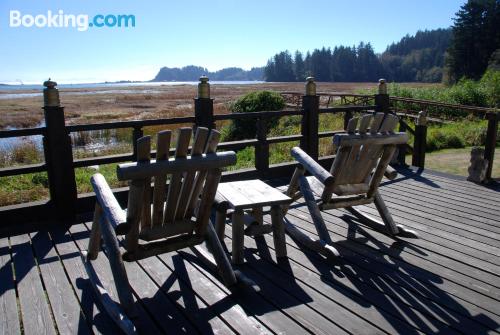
top-left (0, 0), bottom-right (464, 84)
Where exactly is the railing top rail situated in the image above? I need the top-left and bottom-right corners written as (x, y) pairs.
top-left (390, 96), bottom-right (498, 114)
top-left (280, 91), bottom-right (373, 98)
top-left (213, 109), bottom-right (301, 121)
top-left (319, 105), bottom-right (376, 113)
top-left (66, 116), bottom-right (196, 132)
top-left (0, 127), bottom-right (45, 138)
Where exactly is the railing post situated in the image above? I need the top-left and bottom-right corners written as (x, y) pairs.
top-left (375, 78), bottom-right (389, 114)
top-left (484, 112), bottom-right (498, 181)
top-left (300, 77), bottom-right (319, 161)
top-left (255, 117), bottom-right (269, 177)
top-left (42, 79), bottom-right (77, 221)
top-left (397, 119), bottom-right (408, 165)
top-left (194, 76), bottom-right (215, 130)
top-left (132, 126), bottom-right (143, 158)
top-left (412, 111), bottom-right (427, 168)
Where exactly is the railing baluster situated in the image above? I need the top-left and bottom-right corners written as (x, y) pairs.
top-left (412, 111), bottom-right (427, 168)
top-left (255, 117), bottom-right (269, 177)
top-left (397, 118), bottom-right (407, 165)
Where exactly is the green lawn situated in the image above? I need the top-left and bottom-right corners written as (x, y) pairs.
top-left (418, 147), bottom-right (499, 178)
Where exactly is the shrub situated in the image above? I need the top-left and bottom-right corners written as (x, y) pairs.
top-left (424, 120), bottom-right (496, 152)
top-left (4, 140), bottom-right (43, 166)
top-left (225, 91), bottom-right (285, 140)
top-left (479, 69), bottom-right (500, 107)
top-left (31, 173), bottom-right (49, 187)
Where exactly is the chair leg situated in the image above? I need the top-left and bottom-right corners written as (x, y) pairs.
top-left (284, 175), bottom-right (340, 259)
top-left (204, 220), bottom-right (238, 287)
top-left (373, 191), bottom-right (399, 235)
top-left (99, 216), bottom-right (137, 317)
top-left (299, 176), bottom-right (332, 244)
top-left (346, 192), bottom-right (418, 238)
top-left (284, 219), bottom-right (339, 259)
top-left (214, 208), bottom-right (227, 241)
top-left (283, 166), bottom-right (303, 214)
top-left (374, 191), bottom-right (418, 238)
top-left (87, 203), bottom-right (103, 260)
top-left (82, 252), bottom-right (137, 335)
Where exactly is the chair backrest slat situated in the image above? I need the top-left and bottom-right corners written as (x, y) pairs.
top-left (151, 130), bottom-right (171, 227)
top-left (185, 130), bottom-right (221, 218)
top-left (358, 114), bottom-right (372, 134)
top-left (325, 113), bottom-right (406, 198)
top-left (175, 127), bottom-right (209, 220)
top-left (119, 127), bottom-right (233, 248)
top-left (346, 117), bottom-right (358, 133)
top-left (370, 113), bottom-right (384, 133)
top-left (124, 136), bottom-right (151, 251)
top-left (163, 127), bottom-right (192, 225)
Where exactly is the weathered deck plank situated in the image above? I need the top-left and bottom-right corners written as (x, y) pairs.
top-left (30, 231), bottom-right (92, 335)
top-left (0, 238), bottom-right (21, 335)
top-left (10, 233), bottom-right (57, 335)
top-left (1, 168), bottom-right (499, 335)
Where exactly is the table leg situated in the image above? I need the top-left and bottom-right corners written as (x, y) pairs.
top-left (214, 208), bottom-right (227, 241)
top-left (251, 207), bottom-right (263, 225)
top-left (271, 205), bottom-right (287, 258)
top-left (232, 209), bottom-right (245, 264)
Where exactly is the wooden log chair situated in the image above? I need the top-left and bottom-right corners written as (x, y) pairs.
top-left (284, 113), bottom-right (418, 259)
top-left (81, 127), bottom-right (240, 334)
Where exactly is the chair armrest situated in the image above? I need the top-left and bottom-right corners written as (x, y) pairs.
top-left (291, 147), bottom-right (334, 186)
top-left (91, 173), bottom-right (128, 233)
top-left (384, 165), bottom-right (398, 180)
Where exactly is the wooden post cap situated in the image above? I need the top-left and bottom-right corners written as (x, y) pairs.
top-left (305, 77), bottom-right (316, 96)
top-left (378, 78), bottom-right (387, 95)
top-left (43, 78), bottom-right (60, 107)
top-left (416, 110), bottom-right (427, 126)
top-left (198, 76), bottom-right (210, 99)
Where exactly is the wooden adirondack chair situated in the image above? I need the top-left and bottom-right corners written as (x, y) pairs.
top-left (81, 127), bottom-right (239, 334)
top-left (285, 113), bottom-right (418, 259)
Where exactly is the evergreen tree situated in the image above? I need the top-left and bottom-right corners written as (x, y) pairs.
top-left (446, 0), bottom-right (500, 81)
top-left (293, 51), bottom-right (306, 81)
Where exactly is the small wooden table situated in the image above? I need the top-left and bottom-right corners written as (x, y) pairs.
top-left (214, 179), bottom-right (293, 264)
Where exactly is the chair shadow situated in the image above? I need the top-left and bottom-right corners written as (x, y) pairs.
top-left (284, 212), bottom-right (499, 334)
top-left (180, 244), bottom-right (313, 317)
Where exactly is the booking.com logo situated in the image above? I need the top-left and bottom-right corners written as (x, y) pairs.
top-left (9, 10), bottom-right (135, 31)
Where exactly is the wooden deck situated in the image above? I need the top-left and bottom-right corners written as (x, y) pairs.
top-left (1, 167), bottom-right (499, 334)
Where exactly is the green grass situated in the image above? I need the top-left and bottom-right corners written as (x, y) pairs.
top-left (421, 147), bottom-right (500, 178)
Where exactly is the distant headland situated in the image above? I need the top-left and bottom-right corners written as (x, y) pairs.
top-left (151, 65), bottom-right (264, 82)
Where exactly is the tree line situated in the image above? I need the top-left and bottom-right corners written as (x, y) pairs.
top-left (265, 0), bottom-right (499, 83)
top-left (153, 65), bottom-right (263, 82)
top-left (264, 29), bottom-right (452, 83)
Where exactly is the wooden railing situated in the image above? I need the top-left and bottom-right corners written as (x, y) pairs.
top-left (0, 78), bottom-right (498, 235)
top-left (281, 91), bottom-right (499, 171)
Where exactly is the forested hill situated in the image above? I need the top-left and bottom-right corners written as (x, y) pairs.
top-left (381, 28), bottom-right (452, 82)
top-left (152, 66), bottom-right (264, 81)
top-left (264, 28), bottom-right (452, 83)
